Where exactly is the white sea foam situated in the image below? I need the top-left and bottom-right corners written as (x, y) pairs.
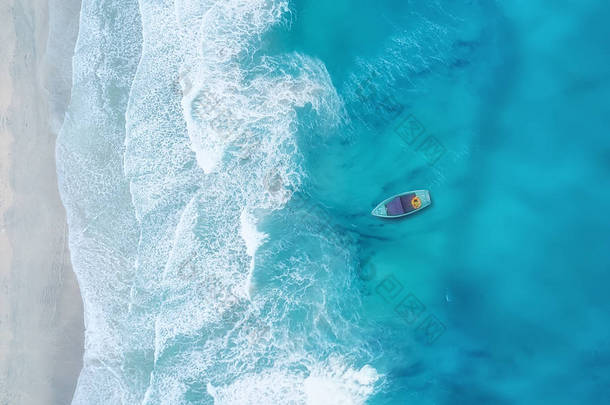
top-left (240, 210), bottom-right (268, 260)
top-left (240, 209), bottom-right (268, 297)
top-left (303, 361), bottom-right (380, 405)
top-left (207, 358), bottom-right (380, 405)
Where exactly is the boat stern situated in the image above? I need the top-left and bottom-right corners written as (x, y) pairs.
top-left (415, 189), bottom-right (431, 207)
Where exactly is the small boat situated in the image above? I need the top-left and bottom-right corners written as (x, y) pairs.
top-left (371, 190), bottom-right (431, 218)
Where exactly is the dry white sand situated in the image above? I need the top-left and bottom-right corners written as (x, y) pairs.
top-left (0, 0), bottom-right (84, 404)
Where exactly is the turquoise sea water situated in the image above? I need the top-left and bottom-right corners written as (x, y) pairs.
top-left (57, 0), bottom-right (610, 403)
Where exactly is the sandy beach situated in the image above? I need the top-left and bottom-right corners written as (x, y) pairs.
top-left (0, 0), bottom-right (83, 404)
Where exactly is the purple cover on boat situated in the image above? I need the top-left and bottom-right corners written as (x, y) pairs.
top-left (400, 193), bottom-right (417, 213)
top-left (385, 197), bottom-right (405, 215)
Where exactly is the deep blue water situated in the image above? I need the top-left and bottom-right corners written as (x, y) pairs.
top-left (57, 0), bottom-right (610, 403)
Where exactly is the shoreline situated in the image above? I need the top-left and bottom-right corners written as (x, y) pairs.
top-left (0, 0), bottom-right (84, 404)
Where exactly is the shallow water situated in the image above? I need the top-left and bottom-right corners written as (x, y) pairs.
top-left (57, 0), bottom-right (610, 403)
